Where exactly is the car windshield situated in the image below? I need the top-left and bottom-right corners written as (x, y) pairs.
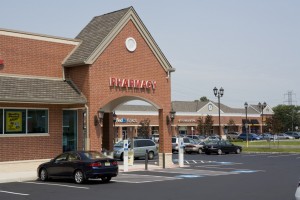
top-left (81, 151), bottom-right (107, 160)
top-left (206, 140), bottom-right (218, 145)
top-left (114, 141), bottom-right (124, 147)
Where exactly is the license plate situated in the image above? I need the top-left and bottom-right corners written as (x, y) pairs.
top-left (105, 162), bottom-right (110, 166)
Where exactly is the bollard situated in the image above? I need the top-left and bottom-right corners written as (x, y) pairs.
top-left (145, 149), bottom-right (148, 170)
top-left (163, 153), bottom-right (165, 169)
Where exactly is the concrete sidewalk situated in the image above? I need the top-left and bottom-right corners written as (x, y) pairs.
top-left (0, 159), bottom-right (176, 183)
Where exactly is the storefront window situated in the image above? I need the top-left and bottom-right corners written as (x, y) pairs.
top-left (0, 108), bottom-right (48, 135)
top-left (27, 110), bottom-right (48, 133)
top-left (4, 109), bottom-right (26, 134)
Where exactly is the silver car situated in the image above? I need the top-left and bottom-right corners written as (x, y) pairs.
top-left (113, 139), bottom-right (158, 160)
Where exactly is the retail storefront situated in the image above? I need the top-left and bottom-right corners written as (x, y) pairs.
top-left (0, 7), bottom-right (175, 167)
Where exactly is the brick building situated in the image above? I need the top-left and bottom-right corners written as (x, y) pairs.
top-left (0, 7), bottom-right (273, 165)
top-left (0, 7), bottom-right (176, 167)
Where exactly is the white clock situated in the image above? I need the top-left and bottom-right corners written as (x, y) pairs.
top-left (125, 37), bottom-right (137, 52)
top-left (208, 104), bottom-right (213, 111)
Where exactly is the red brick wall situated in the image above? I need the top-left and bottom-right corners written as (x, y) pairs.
top-left (67, 20), bottom-right (172, 153)
top-left (0, 34), bottom-right (76, 78)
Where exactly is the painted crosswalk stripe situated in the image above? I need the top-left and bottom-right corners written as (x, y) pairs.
top-left (0, 190), bottom-right (29, 196)
top-left (24, 182), bottom-right (89, 189)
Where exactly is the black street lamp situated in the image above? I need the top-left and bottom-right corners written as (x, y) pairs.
top-left (213, 87), bottom-right (224, 137)
top-left (244, 102), bottom-right (249, 147)
top-left (258, 102), bottom-right (267, 134)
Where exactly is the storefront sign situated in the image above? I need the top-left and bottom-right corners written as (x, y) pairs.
top-left (110, 77), bottom-right (157, 90)
top-left (116, 118), bottom-right (138, 123)
top-left (178, 119), bottom-right (196, 123)
top-left (6, 111), bottom-right (22, 132)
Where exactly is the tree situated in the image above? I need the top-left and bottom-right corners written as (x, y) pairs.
top-left (204, 115), bottom-right (214, 135)
top-left (200, 96), bottom-right (209, 102)
top-left (197, 116), bottom-right (204, 134)
top-left (272, 105), bottom-right (300, 132)
top-left (226, 118), bottom-right (236, 132)
top-left (137, 118), bottom-right (150, 138)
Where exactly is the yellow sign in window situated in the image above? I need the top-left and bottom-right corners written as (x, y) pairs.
top-left (6, 112), bottom-right (22, 132)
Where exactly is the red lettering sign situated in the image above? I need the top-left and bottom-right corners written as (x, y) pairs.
top-left (109, 77), bottom-right (157, 90)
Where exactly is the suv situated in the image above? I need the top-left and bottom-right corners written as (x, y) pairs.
top-left (113, 139), bottom-right (158, 160)
top-left (151, 133), bottom-right (159, 143)
top-left (172, 137), bottom-right (192, 153)
top-left (285, 132), bottom-right (300, 139)
top-left (238, 133), bottom-right (261, 141)
top-left (226, 132), bottom-right (240, 140)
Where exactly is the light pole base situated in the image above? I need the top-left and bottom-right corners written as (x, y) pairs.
top-left (158, 153), bottom-right (173, 168)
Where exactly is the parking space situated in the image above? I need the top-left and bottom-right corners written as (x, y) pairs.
top-left (0, 152), bottom-right (299, 200)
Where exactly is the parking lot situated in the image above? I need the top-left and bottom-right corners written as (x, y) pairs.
top-left (0, 153), bottom-right (299, 200)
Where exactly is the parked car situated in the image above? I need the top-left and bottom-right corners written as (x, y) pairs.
top-left (276, 133), bottom-right (295, 140)
top-left (226, 132), bottom-right (240, 140)
top-left (185, 139), bottom-right (205, 154)
top-left (285, 132), bottom-right (300, 139)
top-left (172, 137), bottom-right (191, 153)
top-left (37, 151), bottom-right (118, 184)
top-left (261, 133), bottom-right (275, 140)
top-left (237, 133), bottom-right (262, 141)
top-left (205, 135), bottom-right (221, 141)
top-left (151, 133), bottom-right (159, 143)
top-left (203, 140), bottom-right (242, 155)
top-left (187, 135), bottom-right (201, 143)
top-left (113, 139), bottom-right (158, 160)
top-left (296, 179), bottom-right (300, 200)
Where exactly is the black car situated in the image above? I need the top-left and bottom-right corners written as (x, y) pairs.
top-left (203, 140), bottom-right (242, 155)
top-left (37, 151), bottom-right (118, 184)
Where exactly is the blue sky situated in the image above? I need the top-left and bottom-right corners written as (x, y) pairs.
top-left (1, 0), bottom-right (299, 108)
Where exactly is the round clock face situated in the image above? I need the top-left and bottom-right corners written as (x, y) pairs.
top-left (208, 104), bottom-right (213, 111)
top-left (125, 37), bottom-right (137, 52)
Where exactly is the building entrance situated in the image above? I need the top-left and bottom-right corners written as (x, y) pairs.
top-left (63, 110), bottom-right (78, 152)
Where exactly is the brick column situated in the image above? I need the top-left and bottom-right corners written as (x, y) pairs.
top-left (102, 112), bottom-right (114, 153)
top-left (158, 109), bottom-right (173, 168)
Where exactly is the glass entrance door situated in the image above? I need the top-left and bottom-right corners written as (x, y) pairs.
top-left (63, 110), bottom-right (77, 152)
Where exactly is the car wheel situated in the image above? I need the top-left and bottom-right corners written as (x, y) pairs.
top-left (101, 176), bottom-right (111, 183)
top-left (148, 151), bottom-right (154, 160)
top-left (74, 170), bottom-right (85, 184)
top-left (197, 148), bottom-right (202, 154)
top-left (39, 168), bottom-right (48, 181)
top-left (120, 153), bottom-right (124, 161)
top-left (217, 149), bottom-right (222, 155)
top-left (236, 148), bottom-right (241, 154)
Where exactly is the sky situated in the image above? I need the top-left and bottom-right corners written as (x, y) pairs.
top-left (0, 0), bottom-right (299, 108)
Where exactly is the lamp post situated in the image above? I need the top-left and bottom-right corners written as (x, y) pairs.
top-left (213, 87), bottom-right (224, 138)
top-left (112, 112), bottom-right (117, 143)
top-left (258, 102), bottom-right (267, 134)
top-left (244, 102), bottom-right (249, 147)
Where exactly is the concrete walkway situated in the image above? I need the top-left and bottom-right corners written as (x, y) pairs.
top-left (0, 159), bottom-right (172, 183)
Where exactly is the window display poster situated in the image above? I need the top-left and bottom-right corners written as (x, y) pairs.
top-left (6, 111), bottom-right (22, 132)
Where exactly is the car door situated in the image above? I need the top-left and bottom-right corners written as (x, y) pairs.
top-left (47, 153), bottom-right (69, 177)
top-left (134, 140), bottom-right (144, 158)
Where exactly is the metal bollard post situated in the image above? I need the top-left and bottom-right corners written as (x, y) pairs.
top-left (163, 153), bottom-right (165, 169)
top-left (145, 149), bottom-right (148, 170)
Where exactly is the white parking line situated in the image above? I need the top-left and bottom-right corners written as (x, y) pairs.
top-left (0, 190), bottom-right (29, 196)
top-left (268, 154), bottom-right (298, 158)
top-left (23, 182), bottom-right (89, 189)
top-left (114, 174), bottom-right (181, 183)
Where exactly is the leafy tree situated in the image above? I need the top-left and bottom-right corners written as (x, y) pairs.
top-left (137, 118), bottom-right (150, 138)
top-left (226, 118), bottom-right (236, 132)
top-left (272, 105), bottom-right (300, 132)
top-left (197, 116), bottom-right (204, 134)
top-left (200, 96), bottom-right (209, 102)
top-left (204, 115), bottom-right (214, 135)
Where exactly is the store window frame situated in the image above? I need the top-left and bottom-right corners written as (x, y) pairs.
top-left (0, 108), bottom-right (49, 136)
